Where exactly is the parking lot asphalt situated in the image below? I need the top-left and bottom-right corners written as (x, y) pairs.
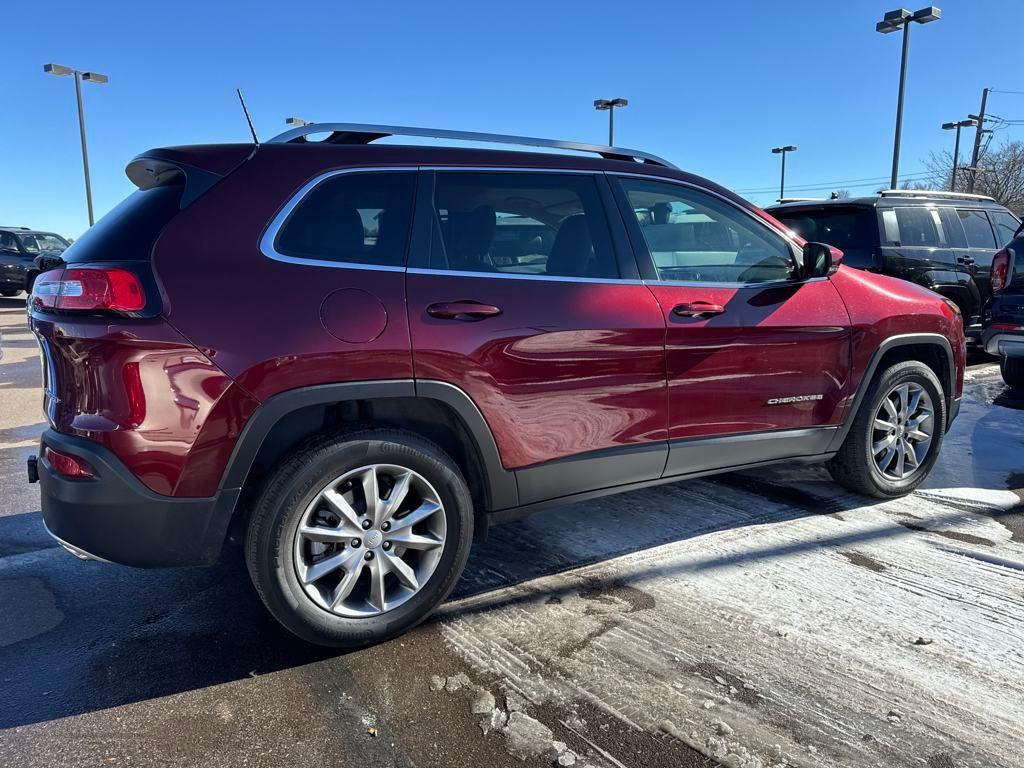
top-left (1, 296), bottom-right (1022, 768)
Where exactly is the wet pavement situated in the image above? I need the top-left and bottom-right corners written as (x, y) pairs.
top-left (1, 296), bottom-right (1022, 768)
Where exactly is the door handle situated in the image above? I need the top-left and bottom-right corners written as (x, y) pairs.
top-left (672, 301), bottom-right (725, 318)
top-left (426, 301), bottom-right (503, 321)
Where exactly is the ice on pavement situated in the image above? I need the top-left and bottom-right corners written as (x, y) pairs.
top-left (439, 367), bottom-right (1024, 768)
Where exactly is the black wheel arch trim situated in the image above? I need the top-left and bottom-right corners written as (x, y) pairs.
top-left (218, 379), bottom-right (519, 512)
top-left (826, 332), bottom-right (957, 453)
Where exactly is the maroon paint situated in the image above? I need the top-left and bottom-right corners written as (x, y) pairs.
top-left (31, 314), bottom-right (258, 496)
top-left (646, 279), bottom-right (852, 440)
top-left (407, 273), bottom-right (667, 469)
top-left (30, 142), bottom-right (966, 499)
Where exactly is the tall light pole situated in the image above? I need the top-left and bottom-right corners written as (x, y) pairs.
top-left (44, 64), bottom-right (108, 227)
top-left (941, 118), bottom-right (977, 191)
top-left (876, 7), bottom-right (941, 190)
top-left (771, 145), bottom-right (797, 201)
top-left (594, 98), bottom-right (628, 145)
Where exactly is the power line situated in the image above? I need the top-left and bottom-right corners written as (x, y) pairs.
top-left (735, 170), bottom-right (932, 194)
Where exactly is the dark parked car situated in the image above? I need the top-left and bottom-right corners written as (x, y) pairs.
top-left (27, 124), bottom-right (965, 647)
top-left (982, 221), bottom-right (1024, 388)
top-left (0, 227), bottom-right (69, 296)
top-left (767, 191), bottom-right (1021, 341)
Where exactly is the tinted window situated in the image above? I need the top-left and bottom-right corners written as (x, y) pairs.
top-left (991, 210), bottom-right (1021, 245)
top-left (892, 207), bottom-right (941, 247)
top-left (63, 184), bottom-right (184, 263)
top-left (937, 207), bottom-right (968, 248)
top-left (621, 179), bottom-right (796, 284)
top-left (957, 209), bottom-right (997, 249)
top-left (431, 173), bottom-right (618, 279)
top-left (773, 207), bottom-right (875, 250)
top-left (276, 172), bottom-right (416, 266)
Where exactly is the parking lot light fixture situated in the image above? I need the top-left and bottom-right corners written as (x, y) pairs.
top-left (771, 145), bottom-right (797, 201)
top-left (43, 63), bottom-right (109, 227)
top-left (876, 7), bottom-right (941, 190)
top-left (593, 98), bottom-right (628, 145)
top-left (941, 118), bottom-right (978, 191)
top-left (286, 117), bottom-right (312, 127)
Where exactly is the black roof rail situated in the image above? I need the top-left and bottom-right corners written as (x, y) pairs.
top-left (267, 122), bottom-right (678, 169)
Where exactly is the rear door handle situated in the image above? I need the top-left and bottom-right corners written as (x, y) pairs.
top-left (672, 301), bottom-right (725, 318)
top-left (426, 301), bottom-right (503, 320)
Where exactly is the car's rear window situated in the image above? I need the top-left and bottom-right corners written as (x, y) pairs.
top-left (62, 184), bottom-right (185, 263)
top-left (772, 207), bottom-right (875, 251)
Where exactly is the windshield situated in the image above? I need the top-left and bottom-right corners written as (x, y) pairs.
top-left (772, 207), bottom-right (875, 251)
top-left (16, 233), bottom-right (69, 254)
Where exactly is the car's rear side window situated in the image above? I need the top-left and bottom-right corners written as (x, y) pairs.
top-left (772, 207), bottom-right (875, 250)
top-left (991, 210), bottom-right (1021, 245)
top-left (62, 184), bottom-right (185, 263)
top-left (274, 171), bottom-right (417, 267)
top-left (957, 209), bottom-right (997, 249)
top-left (429, 172), bottom-right (619, 279)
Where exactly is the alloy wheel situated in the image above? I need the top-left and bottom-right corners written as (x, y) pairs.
top-left (871, 382), bottom-right (935, 481)
top-left (293, 464), bottom-right (447, 617)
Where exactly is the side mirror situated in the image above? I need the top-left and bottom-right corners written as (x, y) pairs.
top-left (803, 241), bottom-right (844, 278)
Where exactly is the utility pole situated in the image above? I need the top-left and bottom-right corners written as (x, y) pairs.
top-left (771, 146), bottom-right (797, 201)
top-left (43, 64), bottom-right (109, 227)
top-left (876, 7), bottom-right (941, 190)
top-left (942, 119), bottom-right (977, 191)
top-left (593, 98), bottom-right (628, 145)
top-left (968, 87), bottom-right (990, 193)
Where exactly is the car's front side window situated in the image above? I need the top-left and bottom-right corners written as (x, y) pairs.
top-left (618, 178), bottom-right (797, 284)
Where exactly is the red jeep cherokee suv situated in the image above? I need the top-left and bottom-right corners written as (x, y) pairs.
top-left (28, 124), bottom-right (965, 647)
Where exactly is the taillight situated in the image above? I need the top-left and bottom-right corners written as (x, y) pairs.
top-left (44, 446), bottom-right (94, 479)
top-left (991, 248), bottom-right (1014, 294)
top-left (30, 267), bottom-right (146, 313)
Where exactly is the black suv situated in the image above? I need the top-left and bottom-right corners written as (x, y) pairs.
top-left (767, 191), bottom-right (1021, 340)
top-left (0, 227), bottom-right (70, 296)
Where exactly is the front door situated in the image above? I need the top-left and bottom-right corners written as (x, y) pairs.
top-left (406, 170), bottom-right (668, 504)
top-left (610, 175), bottom-right (852, 476)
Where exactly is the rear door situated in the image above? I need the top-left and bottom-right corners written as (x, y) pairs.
top-left (405, 169), bottom-right (668, 504)
top-left (610, 176), bottom-right (851, 475)
top-left (955, 207), bottom-right (1000, 307)
top-left (878, 205), bottom-right (980, 325)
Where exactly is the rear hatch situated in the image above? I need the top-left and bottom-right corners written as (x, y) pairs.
top-left (29, 145), bottom-right (253, 494)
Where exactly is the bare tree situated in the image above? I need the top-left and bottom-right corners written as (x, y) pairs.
top-left (832, 189), bottom-right (851, 199)
top-left (923, 140), bottom-right (1024, 213)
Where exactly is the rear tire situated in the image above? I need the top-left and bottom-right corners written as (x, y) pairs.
top-left (0, 290), bottom-right (17, 297)
top-left (1001, 357), bottom-right (1024, 389)
top-left (245, 428), bottom-right (474, 648)
top-left (827, 361), bottom-right (946, 498)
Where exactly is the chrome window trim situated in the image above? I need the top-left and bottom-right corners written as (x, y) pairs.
top-left (259, 166), bottom-right (418, 271)
top-left (407, 267), bottom-right (643, 285)
top-left (608, 171), bottom-right (810, 289)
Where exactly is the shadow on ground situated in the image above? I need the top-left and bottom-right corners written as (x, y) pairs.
top-left (0, 466), bottom-right (894, 729)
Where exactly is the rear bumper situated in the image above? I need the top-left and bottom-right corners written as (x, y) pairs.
top-left (984, 332), bottom-right (1024, 359)
top-left (35, 430), bottom-right (239, 567)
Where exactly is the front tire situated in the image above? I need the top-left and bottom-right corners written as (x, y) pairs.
top-left (245, 429), bottom-right (474, 648)
top-left (827, 361), bottom-right (946, 498)
top-left (1001, 357), bottom-right (1024, 389)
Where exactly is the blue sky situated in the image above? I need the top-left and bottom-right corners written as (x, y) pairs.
top-left (3, 0), bottom-right (1022, 238)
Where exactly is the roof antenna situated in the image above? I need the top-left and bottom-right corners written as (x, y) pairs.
top-left (236, 89), bottom-right (259, 145)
